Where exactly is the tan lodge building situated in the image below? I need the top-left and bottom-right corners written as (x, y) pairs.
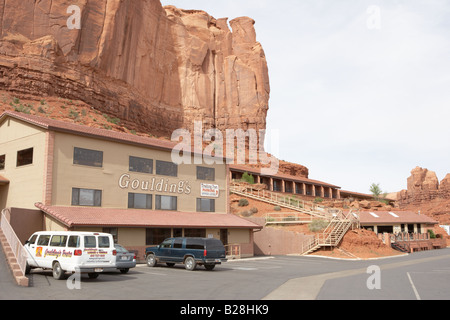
top-left (0, 111), bottom-right (262, 259)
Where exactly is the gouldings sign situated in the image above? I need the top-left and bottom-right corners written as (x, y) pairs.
top-left (118, 174), bottom-right (192, 195)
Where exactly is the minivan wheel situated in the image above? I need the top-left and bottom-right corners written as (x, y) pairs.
top-left (146, 254), bottom-right (157, 267)
top-left (184, 256), bottom-right (196, 271)
top-left (52, 262), bottom-right (65, 280)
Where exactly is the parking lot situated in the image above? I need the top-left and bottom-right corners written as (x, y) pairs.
top-left (2, 247), bottom-right (450, 301)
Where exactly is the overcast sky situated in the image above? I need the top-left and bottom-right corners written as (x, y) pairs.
top-left (161, 0), bottom-right (450, 194)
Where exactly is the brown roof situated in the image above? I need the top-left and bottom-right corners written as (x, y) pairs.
top-left (230, 164), bottom-right (340, 189)
top-left (35, 202), bottom-right (263, 229)
top-left (358, 211), bottom-right (438, 225)
top-left (0, 111), bottom-right (177, 152)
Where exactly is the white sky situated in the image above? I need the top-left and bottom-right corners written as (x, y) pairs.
top-left (161, 0), bottom-right (450, 194)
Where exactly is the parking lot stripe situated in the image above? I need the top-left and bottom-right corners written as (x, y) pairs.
top-left (407, 272), bottom-right (421, 300)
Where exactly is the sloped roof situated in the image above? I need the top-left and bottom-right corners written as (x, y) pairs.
top-left (35, 202), bottom-right (263, 230)
top-left (358, 211), bottom-right (438, 225)
top-left (0, 111), bottom-right (177, 152)
top-left (230, 164), bottom-right (340, 189)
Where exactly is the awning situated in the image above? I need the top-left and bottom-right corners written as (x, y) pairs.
top-left (358, 211), bottom-right (438, 225)
top-left (35, 202), bottom-right (263, 230)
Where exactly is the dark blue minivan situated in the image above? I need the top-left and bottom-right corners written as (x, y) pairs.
top-left (145, 237), bottom-right (227, 271)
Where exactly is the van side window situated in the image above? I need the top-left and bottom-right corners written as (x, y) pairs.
top-left (67, 236), bottom-right (80, 248)
top-left (160, 239), bottom-right (173, 249)
top-left (84, 236), bottom-right (96, 248)
top-left (28, 234), bottom-right (38, 245)
top-left (186, 239), bottom-right (204, 250)
top-left (50, 235), bottom-right (68, 247)
top-left (173, 239), bottom-right (183, 249)
top-left (98, 236), bottom-right (110, 248)
top-left (37, 235), bottom-right (51, 246)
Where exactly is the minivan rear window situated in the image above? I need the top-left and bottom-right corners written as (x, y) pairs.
top-left (84, 236), bottom-right (96, 248)
top-left (98, 236), bottom-right (110, 248)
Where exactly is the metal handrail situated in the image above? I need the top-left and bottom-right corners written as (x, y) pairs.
top-left (0, 209), bottom-right (28, 275)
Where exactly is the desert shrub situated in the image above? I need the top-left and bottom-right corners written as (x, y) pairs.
top-left (308, 219), bottom-right (329, 232)
top-left (238, 198), bottom-right (249, 207)
top-left (314, 197), bottom-right (324, 203)
top-left (249, 207), bottom-right (258, 214)
top-left (273, 206), bottom-right (281, 211)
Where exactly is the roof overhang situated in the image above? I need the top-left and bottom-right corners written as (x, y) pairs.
top-left (35, 202), bottom-right (263, 230)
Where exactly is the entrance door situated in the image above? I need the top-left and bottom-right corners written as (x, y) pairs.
top-left (220, 229), bottom-right (228, 246)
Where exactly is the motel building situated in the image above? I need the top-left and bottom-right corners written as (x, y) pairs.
top-left (0, 111), bottom-right (262, 260)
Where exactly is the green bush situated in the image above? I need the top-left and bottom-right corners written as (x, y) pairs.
top-left (241, 172), bottom-right (255, 184)
top-left (428, 229), bottom-right (436, 239)
top-left (238, 198), bottom-right (249, 207)
top-left (273, 206), bottom-right (281, 211)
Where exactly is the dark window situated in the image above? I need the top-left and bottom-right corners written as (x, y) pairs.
top-left (146, 228), bottom-right (171, 245)
top-left (184, 229), bottom-right (206, 238)
top-left (197, 166), bottom-right (215, 181)
top-left (37, 235), bottom-right (51, 246)
top-left (72, 188), bottom-right (102, 207)
top-left (160, 239), bottom-right (173, 249)
top-left (155, 195), bottom-right (177, 211)
top-left (17, 148), bottom-right (33, 167)
top-left (73, 147), bottom-right (103, 167)
top-left (67, 236), bottom-right (80, 248)
top-left (98, 236), bottom-right (110, 248)
top-left (0, 155), bottom-right (5, 170)
top-left (103, 228), bottom-right (118, 244)
top-left (27, 234), bottom-right (38, 245)
top-left (173, 238), bottom-right (183, 249)
top-left (128, 193), bottom-right (152, 209)
top-left (156, 160), bottom-right (178, 177)
top-left (197, 198), bottom-right (215, 212)
top-left (129, 156), bottom-right (153, 174)
top-left (84, 236), bottom-right (96, 248)
top-left (185, 238), bottom-right (205, 249)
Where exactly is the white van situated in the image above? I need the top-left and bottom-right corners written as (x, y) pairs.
top-left (24, 231), bottom-right (117, 280)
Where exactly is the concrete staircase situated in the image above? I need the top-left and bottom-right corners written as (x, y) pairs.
top-left (230, 184), bottom-right (359, 255)
top-left (0, 229), bottom-right (29, 287)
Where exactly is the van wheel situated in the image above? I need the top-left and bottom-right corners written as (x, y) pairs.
top-left (25, 262), bottom-right (31, 275)
top-left (119, 268), bottom-right (129, 274)
top-left (52, 262), bottom-right (65, 280)
top-left (88, 273), bottom-right (99, 279)
top-left (146, 254), bottom-right (157, 267)
top-left (184, 257), bottom-right (196, 271)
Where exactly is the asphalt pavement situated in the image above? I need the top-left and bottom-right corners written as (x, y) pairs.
top-left (1, 245), bottom-right (450, 301)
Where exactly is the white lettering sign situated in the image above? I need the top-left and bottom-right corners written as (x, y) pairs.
top-left (118, 173), bottom-right (192, 195)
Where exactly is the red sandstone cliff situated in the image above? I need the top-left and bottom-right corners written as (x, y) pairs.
top-left (0, 0), bottom-right (269, 137)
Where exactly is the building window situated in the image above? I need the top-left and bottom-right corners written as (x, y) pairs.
top-left (197, 198), bottom-right (215, 212)
top-left (129, 156), bottom-right (153, 174)
top-left (73, 147), bottom-right (103, 167)
top-left (197, 166), bottom-right (215, 181)
top-left (0, 154), bottom-right (5, 170)
top-left (184, 229), bottom-right (206, 238)
top-left (156, 160), bottom-right (178, 177)
top-left (103, 228), bottom-right (118, 244)
top-left (17, 148), bottom-right (33, 167)
top-left (155, 195), bottom-right (177, 211)
top-left (72, 188), bottom-right (102, 207)
top-left (146, 228), bottom-right (171, 245)
top-left (128, 193), bottom-right (152, 209)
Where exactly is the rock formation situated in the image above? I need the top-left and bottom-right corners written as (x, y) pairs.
top-left (0, 0), bottom-right (270, 140)
top-left (399, 167), bottom-right (450, 204)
